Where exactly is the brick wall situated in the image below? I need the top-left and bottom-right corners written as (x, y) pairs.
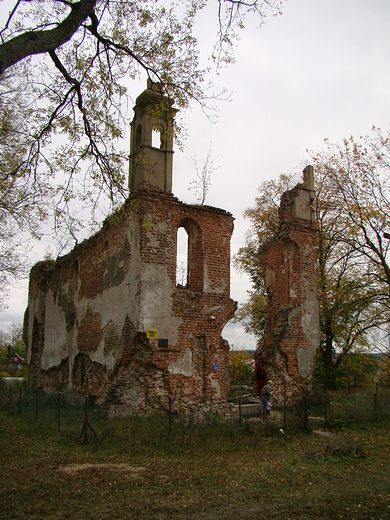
top-left (25, 190), bottom-right (237, 418)
top-left (256, 168), bottom-right (320, 404)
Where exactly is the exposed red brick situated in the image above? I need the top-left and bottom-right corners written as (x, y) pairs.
top-left (255, 166), bottom-right (320, 404)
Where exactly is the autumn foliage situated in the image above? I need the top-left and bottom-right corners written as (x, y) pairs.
top-left (229, 350), bottom-right (253, 385)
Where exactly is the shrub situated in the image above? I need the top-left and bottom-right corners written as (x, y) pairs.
top-left (313, 349), bottom-right (377, 391)
top-left (229, 350), bottom-right (252, 385)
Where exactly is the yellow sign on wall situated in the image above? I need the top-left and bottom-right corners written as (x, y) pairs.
top-left (146, 329), bottom-right (158, 339)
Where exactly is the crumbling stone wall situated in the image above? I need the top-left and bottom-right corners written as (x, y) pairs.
top-left (24, 81), bottom-right (237, 418)
top-left (24, 191), bottom-right (237, 418)
top-left (256, 166), bottom-right (319, 404)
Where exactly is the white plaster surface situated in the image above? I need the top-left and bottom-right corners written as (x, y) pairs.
top-left (168, 349), bottom-right (192, 376)
top-left (288, 305), bottom-right (302, 327)
top-left (88, 279), bottom-right (136, 332)
top-left (293, 189), bottom-right (312, 221)
top-left (297, 290), bottom-right (320, 378)
top-left (42, 289), bottom-right (68, 370)
top-left (88, 228), bottom-right (139, 331)
top-left (38, 225), bottom-right (141, 372)
top-left (139, 264), bottom-right (181, 343)
top-left (264, 268), bottom-right (275, 290)
top-left (203, 265), bottom-right (226, 294)
top-left (90, 335), bottom-right (115, 370)
top-left (209, 373), bottom-right (221, 399)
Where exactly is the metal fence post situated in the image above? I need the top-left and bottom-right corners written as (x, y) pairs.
top-left (84, 395), bottom-right (89, 443)
top-left (324, 383), bottom-right (328, 427)
top-left (34, 390), bottom-right (39, 423)
top-left (58, 392), bottom-right (62, 430)
top-left (303, 392), bottom-right (308, 429)
top-left (18, 386), bottom-right (22, 415)
top-left (169, 397), bottom-right (172, 435)
top-left (80, 395), bottom-right (99, 443)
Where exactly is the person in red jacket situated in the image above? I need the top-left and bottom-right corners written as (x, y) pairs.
top-left (253, 362), bottom-right (267, 398)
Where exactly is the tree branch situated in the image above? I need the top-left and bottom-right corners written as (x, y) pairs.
top-left (0, 0), bottom-right (23, 44)
top-left (0, 0), bottom-right (97, 74)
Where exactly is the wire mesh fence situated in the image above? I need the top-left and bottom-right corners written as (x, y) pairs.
top-left (1, 378), bottom-right (390, 441)
top-left (227, 383), bottom-right (390, 433)
top-left (0, 381), bottom-right (95, 438)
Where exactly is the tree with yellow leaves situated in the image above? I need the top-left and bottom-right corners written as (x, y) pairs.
top-left (234, 128), bottom-right (390, 377)
top-left (229, 350), bottom-right (252, 385)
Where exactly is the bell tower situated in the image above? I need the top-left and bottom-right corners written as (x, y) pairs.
top-left (129, 80), bottom-right (176, 193)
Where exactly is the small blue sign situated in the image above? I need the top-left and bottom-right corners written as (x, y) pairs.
top-left (212, 363), bottom-right (220, 371)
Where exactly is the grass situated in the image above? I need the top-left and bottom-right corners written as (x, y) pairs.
top-left (1, 394), bottom-right (390, 520)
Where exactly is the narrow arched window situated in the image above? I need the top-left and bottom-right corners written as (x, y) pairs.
top-left (135, 124), bottom-right (142, 148)
top-left (176, 227), bottom-right (188, 286)
top-left (176, 219), bottom-right (204, 291)
top-left (152, 129), bottom-right (161, 148)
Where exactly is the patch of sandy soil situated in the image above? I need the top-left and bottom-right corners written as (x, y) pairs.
top-left (58, 463), bottom-right (146, 475)
top-left (313, 429), bottom-right (335, 438)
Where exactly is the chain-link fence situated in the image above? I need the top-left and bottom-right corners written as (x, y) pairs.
top-left (229, 384), bottom-right (390, 433)
top-left (2, 378), bottom-right (390, 440)
top-left (0, 381), bottom-right (188, 441)
top-left (0, 381), bottom-right (99, 439)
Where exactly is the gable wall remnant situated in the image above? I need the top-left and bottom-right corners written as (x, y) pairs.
top-left (256, 166), bottom-right (320, 404)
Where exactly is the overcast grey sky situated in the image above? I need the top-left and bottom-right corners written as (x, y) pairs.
top-left (1, 0), bottom-right (390, 350)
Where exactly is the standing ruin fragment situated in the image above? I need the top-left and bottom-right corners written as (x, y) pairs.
top-left (24, 81), bottom-right (237, 418)
top-left (256, 166), bottom-right (320, 403)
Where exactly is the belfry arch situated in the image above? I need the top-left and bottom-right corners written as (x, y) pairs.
top-left (129, 79), bottom-right (176, 194)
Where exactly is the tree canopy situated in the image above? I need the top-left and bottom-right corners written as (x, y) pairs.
top-left (234, 128), bottom-right (390, 372)
top-left (0, 0), bottom-right (284, 309)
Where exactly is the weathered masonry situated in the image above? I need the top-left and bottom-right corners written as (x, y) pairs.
top-left (256, 166), bottom-right (320, 404)
top-left (24, 81), bottom-right (237, 418)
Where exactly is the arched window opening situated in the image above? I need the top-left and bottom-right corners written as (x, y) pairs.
top-left (152, 129), bottom-right (161, 148)
top-left (176, 219), bottom-right (203, 291)
top-left (176, 227), bottom-right (188, 286)
top-left (135, 124), bottom-right (142, 148)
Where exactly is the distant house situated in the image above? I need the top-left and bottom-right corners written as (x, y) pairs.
top-left (3, 353), bottom-right (26, 372)
top-left (247, 359), bottom-right (256, 369)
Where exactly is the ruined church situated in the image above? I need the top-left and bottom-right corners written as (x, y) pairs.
top-left (24, 81), bottom-right (320, 416)
top-left (24, 81), bottom-right (238, 418)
